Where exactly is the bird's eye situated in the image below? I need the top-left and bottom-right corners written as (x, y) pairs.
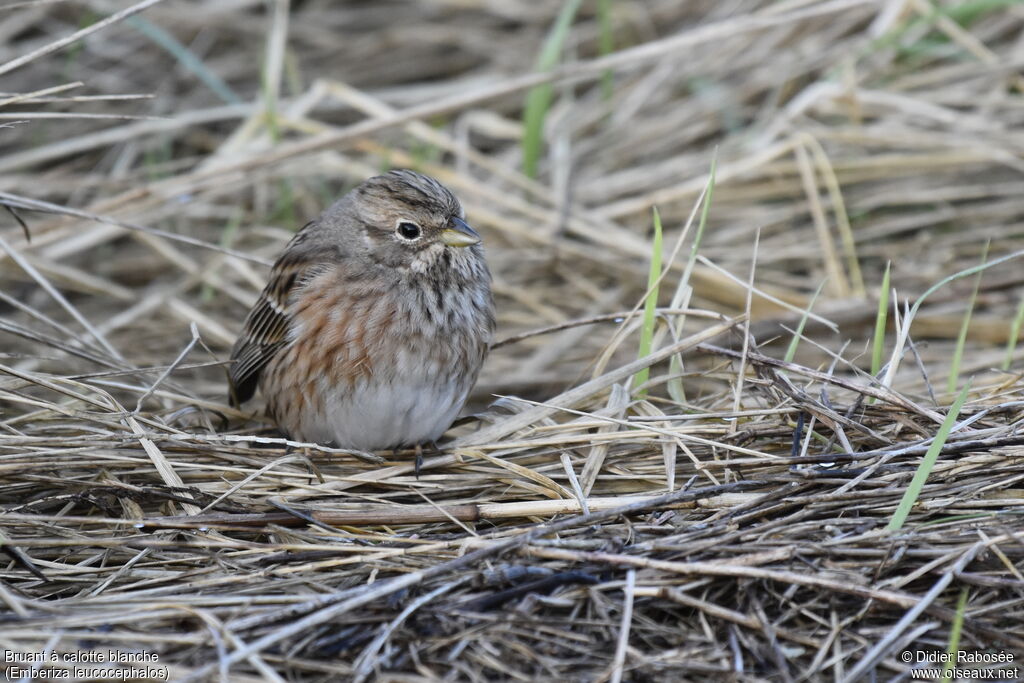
top-left (396, 221), bottom-right (421, 241)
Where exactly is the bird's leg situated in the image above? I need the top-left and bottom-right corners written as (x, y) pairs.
top-left (414, 441), bottom-right (441, 479)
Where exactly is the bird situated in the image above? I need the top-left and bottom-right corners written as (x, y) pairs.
top-left (228, 169), bottom-right (495, 458)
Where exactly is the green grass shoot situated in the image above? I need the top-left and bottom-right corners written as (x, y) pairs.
top-left (270, 178), bottom-right (297, 227)
top-left (784, 279), bottom-right (827, 364)
top-left (947, 241), bottom-right (988, 394)
top-left (200, 211), bottom-right (242, 304)
top-left (634, 206), bottom-right (663, 393)
top-left (667, 154), bottom-right (716, 403)
top-left (521, 0), bottom-right (582, 178)
top-left (410, 130), bottom-right (443, 171)
top-left (881, 246), bottom-right (1024, 391)
top-left (871, 261), bottom-right (891, 377)
top-left (887, 381), bottom-right (971, 532)
top-left (940, 588), bottom-right (969, 683)
top-left (866, 0), bottom-right (1021, 59)
top-left (1002, 296), bottom-right (1024, 371)
top-left (61, 10), bottom-right (95, 82)
top-left (128, 17), bottom-right (241, 104)
top-left (142, 136), bottom-right (173, 182)
top-left (868, 261), bottom-right (891, 405)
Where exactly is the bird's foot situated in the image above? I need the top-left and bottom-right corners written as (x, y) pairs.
top-left (414, 441), bottom-right (442, 479)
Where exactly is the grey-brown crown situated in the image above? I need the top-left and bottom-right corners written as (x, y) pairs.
top-left (357, 169), bottom-right (463, 219)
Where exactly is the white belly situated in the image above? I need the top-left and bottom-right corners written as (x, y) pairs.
top-left (298, 375), bottom-right (470, 450)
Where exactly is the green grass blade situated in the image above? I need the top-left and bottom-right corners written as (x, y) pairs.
top-left (522, 0), bottom-right (583, 178)
top-left (1002, 296), bottom-right (1024, 371)
top-left (947, 242), bottom-right (989, 394)
top-left (667, 154), bottom-right (716, 403)
top-left (784, 279), bottom-right (827, 364)
top-left (634, 206), bottom-right (663, 393)
top-left (887, 381), bottom-right (971, 532)
top-left (127, 17), bottom-right (241, 104)
top-left (940, 588), bottom-right (969, 683)
top-left (871, 261), bottom-right (891, 377)
top-left (685, 155), bottom-right (717, 282)
top-left (200, 211), bottom-right (242, 303)
top-left (864, 0), bottom-right (1021, 58)
top-left (270, 178), bottom-right (296, 227)
top-left (882, 246), bottom-right (1024, 390)
top-left (521, 86), bottom-right (553, 179)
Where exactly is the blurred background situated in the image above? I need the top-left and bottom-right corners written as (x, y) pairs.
top-left (3, 0), bottom-right (1023, 413)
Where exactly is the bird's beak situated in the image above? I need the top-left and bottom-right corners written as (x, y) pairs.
top-left (440, 217), bottom-right (481, 247)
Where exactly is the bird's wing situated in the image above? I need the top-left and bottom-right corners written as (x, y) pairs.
top-left (228, 226), bottom-right (321, 406)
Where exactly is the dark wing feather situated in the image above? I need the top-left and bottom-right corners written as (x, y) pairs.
top-left (228, 226), bottom-right (319, 406)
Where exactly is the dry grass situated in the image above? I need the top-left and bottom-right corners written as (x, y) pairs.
top-left (2, 0), bottom-right (1024, 680)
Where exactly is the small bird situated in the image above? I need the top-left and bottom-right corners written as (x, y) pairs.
top-left (229, 170), bottom-right (495, 455)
